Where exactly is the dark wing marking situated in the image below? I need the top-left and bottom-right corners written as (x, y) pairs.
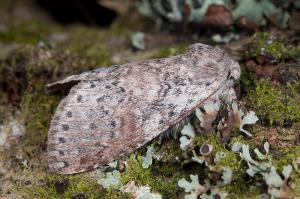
top-left (47, 43), bottom-right (235, 174)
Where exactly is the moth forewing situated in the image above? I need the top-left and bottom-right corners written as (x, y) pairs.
top-left (47, 43), bottom-right (240, 174)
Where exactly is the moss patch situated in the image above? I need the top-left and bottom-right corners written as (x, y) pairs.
top-left (247, 32), bottom-right (300, 61)
top-left (248, 79), bottom-right (300, 126)
top-left (14, 173), bottom-right (104, 199)
top-left (120, 152), bottom-right (184, 197)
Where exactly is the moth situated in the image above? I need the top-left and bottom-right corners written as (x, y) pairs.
top-left (46, 43), bottom-right (240, 174)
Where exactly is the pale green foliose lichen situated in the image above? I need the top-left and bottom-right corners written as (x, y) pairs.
top-left (137, 0), bottom-right (290, 28)
top-left (98, 170), bottom-right (121, 189)
top-left (141, 145), bottom-right (156, 169)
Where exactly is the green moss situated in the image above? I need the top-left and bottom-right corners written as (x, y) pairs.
top-left (273, 145), bottom-right (300, 170)
top-left (193, 134), bottom-right (241, 169)
top-left (15, 173), bottom-right (104, 199)
top-left (247, 32), bottom-right (300, 61)
top-left (248, 79), bottom-right (300, 125)
top-left (20, 82), bottom-right (60, 156)
top-left (193, 134), bottom-right (262, 197)
top-left (225, 185), bottom-right (261, 199)
top-left (239, 67), bottom-right (256, 89)
top-left (271, 144), bottom-right (300, 196)
top-left (292, 168), bottom-right (300, 197)
top-left (120, 153), bottom-right (182, 197)
top-left (103, 190), bottom-right (129, 199)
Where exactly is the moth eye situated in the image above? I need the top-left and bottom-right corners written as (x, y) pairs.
top-left (205, 82), bottom-right (211, 86)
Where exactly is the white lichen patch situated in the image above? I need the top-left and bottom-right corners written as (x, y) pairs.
top-left (196, 103), bottom-right (219, 133)
top-left (142, 145), bottom-right (155, 169)
top-left (180, 122), bottom-right (195, 150)
top-left (178, 175), bottom-right (206, 199)
top-left (235, 142), bottom-right (295, 198)
top-left (97, 170), bottom-right (121, 189)
top-left (232, 102), bottom-right (259, 136)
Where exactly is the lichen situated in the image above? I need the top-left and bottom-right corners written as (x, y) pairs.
top-left (137, 0), bottom-right (292, 29)
top-left (272, 144), bottom-right (300, 197)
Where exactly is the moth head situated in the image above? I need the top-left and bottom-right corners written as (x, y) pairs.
top-left (229, 60), bottom-right (241, 80)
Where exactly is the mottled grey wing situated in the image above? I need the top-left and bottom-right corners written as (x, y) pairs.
top-left (47, 43), bottom-right (234, 174)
